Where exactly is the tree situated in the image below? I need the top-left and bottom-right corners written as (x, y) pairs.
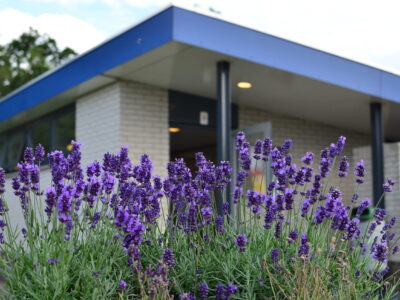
top-left (0, 28), bottom-right (77, 98)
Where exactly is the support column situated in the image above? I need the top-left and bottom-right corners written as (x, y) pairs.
top-left (370, 102), bottom-right (385, 209)
top-left (216, 61), bottom-right (231, 215)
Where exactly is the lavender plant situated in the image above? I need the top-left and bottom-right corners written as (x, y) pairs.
top-left (0, 134), bottom-right (399, 299)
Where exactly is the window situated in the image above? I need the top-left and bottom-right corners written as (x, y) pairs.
top-left (0, 104), bottom-right (75, 172)
top-left (54, 109), bottom-right (75, 152)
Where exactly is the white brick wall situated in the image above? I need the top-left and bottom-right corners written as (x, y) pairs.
top-left (76, 81), bottom-right (169, 177)
top-left (239, 106), bottom-right (370, 202)
top-left (76, 83), bottom-right (121, 166)
top-left (119, 81), bottom-right (169, 177)
top-left (353, 143), bottom-right (400, 261)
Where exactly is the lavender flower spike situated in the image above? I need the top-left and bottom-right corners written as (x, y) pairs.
top-left (383, 178), bottom-right (396, 193)
top-left (372, 241), bottom-right (388, 263)
top-left (354, 160), bottom-right (365, 184)
top-left (234, 234), bottom-right (248, 252)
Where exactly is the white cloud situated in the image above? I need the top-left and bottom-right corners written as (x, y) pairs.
top-left (25, 0), bottom-right (96, 4)
top-left (184, 0), bottom-right (400, 72)
top-left (0, 8), bottom-right (106, 53)
top-left (123, 0), bottom-right (168, 7)
top-left (2, 1), bottom-right (400, 72)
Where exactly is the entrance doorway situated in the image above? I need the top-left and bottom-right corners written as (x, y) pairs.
top-left (168, 90), bottom-right (238, 169)
top-left (170, 127), bottom-right (216, 170)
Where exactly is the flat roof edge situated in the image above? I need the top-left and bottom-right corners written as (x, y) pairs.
top-left (171, 7), bottom-right (400, 103)
top-left (0, 6), bottom-right (175, 122)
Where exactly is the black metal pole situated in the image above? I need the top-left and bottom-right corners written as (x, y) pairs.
top-left (216, 61), bottom-right (231, 215)
top-left (370, 102), bottom-right (385, 209)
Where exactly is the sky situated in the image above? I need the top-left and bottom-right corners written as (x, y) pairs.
top-left (1, 0), bottom-right (400, 73)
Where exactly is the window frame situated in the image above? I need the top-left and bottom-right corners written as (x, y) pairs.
top-left (0, 104), bottom-right (75, 172)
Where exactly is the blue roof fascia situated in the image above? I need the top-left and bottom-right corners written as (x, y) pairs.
top-left (171, 7), bottom-right (400, 103)
top-left (2, 6), bottom-right (400, 125)
top-left (0, 7), bottom-right (174, 122)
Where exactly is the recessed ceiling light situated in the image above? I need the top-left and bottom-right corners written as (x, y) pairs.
top-left (237, 81), bottom-right (252, 89)
top-left (169, 127), bottom-right (181, 133)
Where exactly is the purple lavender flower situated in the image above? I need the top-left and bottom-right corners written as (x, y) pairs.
top-left (319, 149), bottom-right (332, 178)
top-left (284, 188), bottom-right (295, 210)
top-left (253, 139), bottom-right (262, 160)
top-left (34, 144), bottom-right (45, 163)
top-left (216, 162), bottom-right (232, 189)
top-left (215, 216), bottom-right (225, 233)
top-left (0, 169), bottom-right (6, 219)
top-left (235, 132), bottom-right (251, 170)
top-left (222, 202), bottom-right (230, 215)
top-left (368, 222), bottom-right (377, 234)
top-left (262, 138), bottom-right (272, 161)
top-left (308, 174), bottom-right (322, 204)
top-left (57, 186), bottom-right (73, 223)
top-left (329, 143), bottom-right (338, 158)
top-left (239, 142), bottom-right (251, 171)
top-left (301, 199), bottom-right (310, 217)
top-left (127, 246), bottom-right (141, 263)
top-left (0, 220), bottom-right (6, 231)
top-left (215, 284), bottom-right (225, 300)
top-left (23, 148), bottom-right (34, 164)
top-left (357, 198), bottom-right (370, 216)
top-left (91, 212), bottom-right (101, 229)
top-left (298, 233), bottom-right (309, 257)
top-left (234, 234), bottom-right (248, 252)
top-left (264, 206), bottom-right (276, 229)
top-left (271, 248), bottom-right (279, 263)
top-left (247, 190), bottom-right (265, 214)
top-left (198, 283), bottom-right (208, 299)
top-left (163, 248), bottom-right (176, 267)
top-left (338, 156), bottom-right (350, 177)
top-left (274, 218), bottom-right (283, 238)
top-left (0, 168), bottom-right (5, 195)
top-left (45, 187), bottom-right (56, 220)
top-left (201, 207), bottom-right (213, 225)
top-left (301, 152), bottom-right (314, 165)
top-left (315, 206), bottom-right (327, 224)
top-left (187, 202), bottom-right (197, 233)
top-left (336, 136), bottom-right (346, 155)
top-left (354, 160), bottom-right (365, 184)
top-left (383, 178), bottom-right (396, 192)
top-left (344, 218), bottom-right (360, 241)
top-left (235, 132), bottom-right (246, 150)
top-left (390, 216), bottom-right (397, 227)
top-left (393, 245), bottom-right (399, 255)
top-left (374, 208), bottom-right (386, 225)
top-left (281, 139), bottom-right (292, 153)
top-left (102, 172), bottom-right (115, 194)
top-left (372, 241), bottom-right (388, 262)
top-left (118, 280), bottom-right (127, 291)
top-left (87, 161), bottom-right (101, 178)
top-left (288, 231), bottom-right (298, 244)
top-left (224, 282), bottom-right (238, 298)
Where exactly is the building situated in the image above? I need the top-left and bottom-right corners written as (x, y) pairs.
top-left (1, 6), bottom-right (400, 260)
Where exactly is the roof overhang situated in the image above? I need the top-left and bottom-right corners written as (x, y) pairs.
top-left (2, 6), bottom-right (400, 140)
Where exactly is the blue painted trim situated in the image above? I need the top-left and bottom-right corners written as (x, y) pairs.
top-left (172, 7), bottom-right (400, 102)
top-left (0, 7), bottom-right (174, 122)
top-left (2, 6), bottom-right (400, 124)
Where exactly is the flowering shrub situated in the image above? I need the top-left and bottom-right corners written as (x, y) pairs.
top-left (0, 134), bottom-right (399, 299)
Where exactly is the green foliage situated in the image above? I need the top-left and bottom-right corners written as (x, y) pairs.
top-left (0, 28), bottom-right (76, 98)
top-left (0, 139), bottom-right (399, 299)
